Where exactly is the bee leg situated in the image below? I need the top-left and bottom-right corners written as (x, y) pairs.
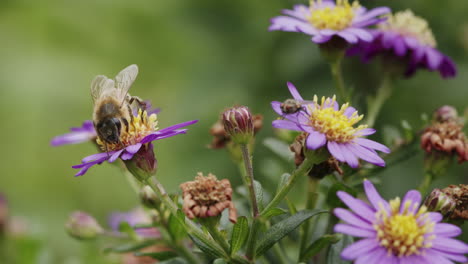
top-left (104, 143), bottom-right (110, 158)
top-left (122, 118), bottom-right (129, 133)
top-left (129, 96), bottom-right (147, 111)
top-left (127, 104), bottom-right (134, 123)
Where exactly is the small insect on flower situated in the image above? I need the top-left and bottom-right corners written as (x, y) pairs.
top-left (280, 99), bottom-right (314, 115)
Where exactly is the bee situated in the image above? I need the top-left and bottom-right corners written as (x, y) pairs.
top-left (90, 64), bottom-right (145, 149)
top-left (280, 99), bottom-right (312, 114)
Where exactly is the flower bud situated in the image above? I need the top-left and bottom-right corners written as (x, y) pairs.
top-left (140, 186), bottom-right (160, 208)
top-left (124, 143), bottom-right (158, 182)
top-left (434, 105), bottom-right (458, 123)
top-left (65, 211), bottom-right (103, 240)
top-left (424, 189), bottom-right (456, 217)
top-left (180, 173), bottom-right (237, 223)
top-left (222, 106), bottom-right (254, 145)
top-left (441, 184), bottom-right (468, 221)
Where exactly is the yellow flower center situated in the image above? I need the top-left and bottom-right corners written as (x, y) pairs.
top-left (307, 95), bottom-right (366, 143)
top-left (97, 109), bottom-right (158, 151)
top-left (374, 197), bottom-right (435, 257)
top-left (379, 10), bottom-right (436, 47)
top-left (308, 0), bottom-right (359, 31)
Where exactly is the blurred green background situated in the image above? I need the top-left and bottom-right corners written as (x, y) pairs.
top-left (0, 0), bottom-right (466, 263)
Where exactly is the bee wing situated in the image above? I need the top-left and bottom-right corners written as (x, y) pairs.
top-left (90, 75), bottom-right (115, 102)
top-left (114, 64), bottom-right (139, 101)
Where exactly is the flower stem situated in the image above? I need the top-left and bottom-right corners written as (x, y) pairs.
top-left (174, 242), bottom-right (203, 264)
top-left (329, 57), bottom-right (349, 102)
top-left (261, 154), bottom-right (324, 216)
top-left (240, 144), bottom-right (259, 217)
top-left (418, 172), bottom-right (433, 195)
top-left (365, 73), bottom-right (393, 127)
top-left (299, 177), bottom-right (320, 258)
top-left (202, 217), bottom-right (231, 254)
top-left (245, 218), bottom-right (260, 261)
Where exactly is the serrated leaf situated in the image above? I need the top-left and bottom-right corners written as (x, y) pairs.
top-left (327, 182), bottom-right (357, 208)
top-left (327, 234), bottom-right (353, 264)
top-left (229, 216), bottom-right (248, 255)
top-left (103, 240), bottom-right (158, 253)
top-left (134, 251), bottom-right (178, 261)
top-left (263, 138), bottom-right (294, 161)
top-left (255, 210), bottom-right (327, 256)
top-left (254, 180), bottom-right (264, 211)
top-left (189, 235), bottom-right (224, 259)
top-left (262, 207), bottom-right (288, 220)
top-left (299, 234), bottom-right (341, 262)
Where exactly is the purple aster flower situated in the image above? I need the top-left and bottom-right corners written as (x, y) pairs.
top-left (269, 0), bottom-right (390, 44)
top-left (109, 208), bottom-right (160, 238)
top-left (51, 103), bottom-right (160, 147)
top-left (51, 120), bottom-right (97, 146)
top-left (334, 180), bottom-right (468, 263)
top-left (272, 82), bottom-right (390, 168)
top-left (347, 10), bottom-right (457, 78)
top-left (72, 109), bottom-right (197, 176)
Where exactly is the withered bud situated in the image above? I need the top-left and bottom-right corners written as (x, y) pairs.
top-left (434, 105), bottom-right (458, 123)
top-left (140, 186), bottom-right (160, 208)
top-left (180, 173), bottom-right (237, 223)
top-left (222, 106), bottom-right (254, 145)
top-left (441, 184), bottom-right (468, 221)
top-left (424, 189), bottom-right (456, 217)
top-left (421, 121), bottom-right (468, 163)
top-left (290, 133), bottom-right (341, 178)
top-left (209, 114), bottom-right (263, 149)
top-left (65, 211), bottom-right (103, 240)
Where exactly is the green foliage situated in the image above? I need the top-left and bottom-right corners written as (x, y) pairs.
top-left (229, 216), bottom-right (249, 256)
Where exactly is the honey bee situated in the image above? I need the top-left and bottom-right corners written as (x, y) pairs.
top-left (280, 99), bottom-right (312, 114)
top-left (90, 64), bottom-right (145, 149)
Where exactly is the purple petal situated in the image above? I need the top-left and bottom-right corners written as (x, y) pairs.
top-left (400, 190), bottom-right (421, 214)
top-left (393, 36), bottom-right (407, 56)
top-left (344, 106), bottom-right (357, 118)
top-left (141, 130), bottom-right (187, 144)
top-left (340, 143), bottom-right (360, 168)
top-left (432, 237), bottom-right (468, 254)
top-left (354, 138), bottom-right (390, 153)
top-left (356, 128), bottom-right (376, 136)
top-left (337, 31), bottom-right (358, 44)
top-left (334, 224), bottom-right (376, 237)
top-left (434, 223), bottom-right (462, 237)
top-left (353, 7), bottom-right (391, 24)
top-left (348, 143), bottom-right (386, 167)
top-left (345, 28), bottom-right (373, 42)
top-left (82, 152), bottom-right (112, 163)
top-left (341, 238), bottom-right (380, 260)
top-left (327, 141), bottom-right (346, 162)
top-left (312, 34), bottom-right (332, 43)
top-left (282, 5), bottom-right (310, 20)
top-left (336, 191), bottom-right (375, 221)
top-left (425, 48), bottom-right (443, 69)
top-left (121, 152), bottom-right (134, 160)
top-left (272, 120), bottom-right (304, 131)
top-left (108, 149), bottom-right (124, 163)
top-left (157, 120), bottom-right (198, 134)
top-left (423, 249), bottom-right (456, 264)
top-left (286, 82), bottom-right (303, 100)
top-left (51, 121), bottom-right (97, 146)
top-left (126, 143), bottom-right (142, 154)
top-left (382, 31), bottom-right (396, 49)
top-left (363, 180), bottom-right (390, 212)
top-left (400, 255), bottom-right (428, 264)
top-left (269, 16), bottom-right (317, 35)
top-left (354, 247), bottom-right (388, 264)
top-left (333, 208), bottom-right (373, 229)
top-left (427, 212), bottom-right (443, 223)
top-left (305, 131), bottom-right (327, 150)
top-left (429, 248), bottom-right (468, 263)
top-left (271, 101), bottom-right (303, 122)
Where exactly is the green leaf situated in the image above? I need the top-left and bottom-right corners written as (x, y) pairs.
top-left (229, 216), bottom-right (249, 255)
top-left (262, 207), bottom-right (288, 220)
top-left (327, 234), bottom-right (353, 264)
top-left (213, 259), bottom-right (228, 264)
top-left (299, 234), bottom-right (341, 262)
top-left (168, 213), bottom-right (187, 242)
top-left (285, 197), bottom-right (297, 215)
top-left (189, 235), bottom-right (224, 259)
top-left (256, 209), bottom-right (327, 256)
top-left (103, 240), bottom-right (158, 253)
top-left (254, 180), bottom-right (264, 211)
top-left (118, 221), bottom-right (138, 240)
top-left (276, 173), bottom-right (290, 194)
top-left (134, 251), bottom-right (178, 261)
top-left (327, 182), bottom-right (357, 208)
top-left (263, 138), bottom-right (294, 161)
top-left (159, 258), bottom-right (188, 264)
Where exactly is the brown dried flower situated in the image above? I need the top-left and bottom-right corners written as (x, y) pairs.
top-left (441, 184), bottom-right (468, 221)
top-left (421, 121), bottom-right (468, 163)
top-left (208, 114), bottom-right (263, 149)
top-left (180, 173), bottom-right (237, 223)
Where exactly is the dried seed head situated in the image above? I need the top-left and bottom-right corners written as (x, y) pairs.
top-left (421, 121), bottom-right (468, 163)
top-left (65, 211), bottom-right (103, 240)
top-left (424, 188), bottom-right (457, 217)
top-left (180, 173), bottom-right (237, 223)
top-left (441, 184), bottom-right (468, 221)
top-left (222, 106), bottom-right (254, 145)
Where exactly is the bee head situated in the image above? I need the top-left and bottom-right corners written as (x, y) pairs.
top-left (96, 118), bottom-right (122, 144)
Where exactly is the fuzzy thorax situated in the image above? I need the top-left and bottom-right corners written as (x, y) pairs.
top-left (374, 198), bottom-right (435, 257)
top-left (307, 95), bottom-right (366, 143)
top-left (308, 0), bottom-right (359, 31)
top-left (97, 109), bottom-right (158, 151)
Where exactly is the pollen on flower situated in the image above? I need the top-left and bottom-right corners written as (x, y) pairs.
top-left (379, 10), bottom-right (436, 47)
top-left (374, 197), bottom-right (435, 257)
top-left (97, 109), bottom-right (158, 151)
top-left (307, 95), bottom-right (366, 143)
top-left (308, 0), bottom-right (359, 31)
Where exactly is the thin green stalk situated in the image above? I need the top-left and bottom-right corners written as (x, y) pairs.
top-left (202, 218), bottom-right (230, 254)
top-left (240, 144), bottom-right (259, 217)
top-left (245, 218), bottom-right (260, 260)
top-left (299, 177), bottom-right (320, 258)
top-left (418, 172), bottom-right (433, 195)
top-left (365, 73), bottom-right (393, 127)
top-left (330, 57), bottom-right (349, 102)
top-left (273, 244), bottom-right (290, 264)
top-left (261, 156), bottom-right (322, 216)
top-left (174, 242), bottom-right (203, 264)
